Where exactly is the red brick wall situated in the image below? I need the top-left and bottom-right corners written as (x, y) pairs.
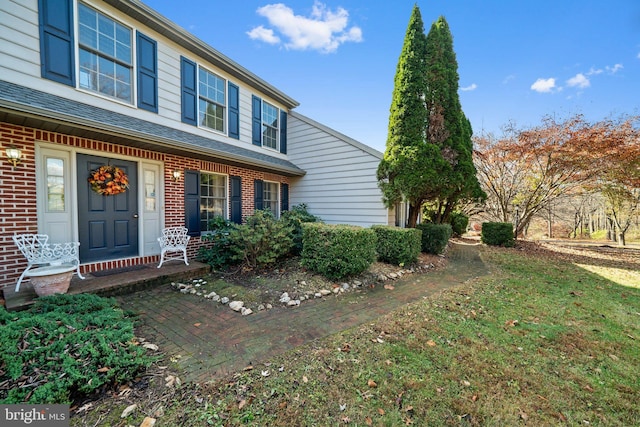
top-left (0, 121), bottom-right (289, 289)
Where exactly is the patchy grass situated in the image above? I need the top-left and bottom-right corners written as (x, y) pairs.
top-left (71, 244), bottom-right (640, 426)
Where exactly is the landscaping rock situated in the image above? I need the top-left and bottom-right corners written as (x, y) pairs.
top-left (229, 301), bottom-right (244, 311)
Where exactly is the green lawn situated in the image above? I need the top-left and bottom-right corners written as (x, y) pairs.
top-left (76, 245), bottom-right (640, 426)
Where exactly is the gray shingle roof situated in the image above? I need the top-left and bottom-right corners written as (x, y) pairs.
top-left (0, 80), bottom-right (305, 176)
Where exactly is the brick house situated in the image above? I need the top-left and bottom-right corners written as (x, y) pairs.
top-left (0, 0), bottom-right (392, 289)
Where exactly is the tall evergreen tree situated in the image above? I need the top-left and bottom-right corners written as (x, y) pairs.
top-left (423, 16), bottom-right (485, 223)
top-left (377, 5), bottom-right (448, 228)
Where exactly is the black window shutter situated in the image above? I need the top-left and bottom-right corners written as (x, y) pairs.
top-left (184, 170), bottom-right (200, 236)
top-left (251, 95), bottom-right (262, 146)
top-left (136, 31), bottom-right (158, 113)
top-left (280, 111), bottom-right (287, 154)
top-left (281, 183), bottom-right (289, 212)
top-left (228, 82), bottom-right (239, 139)
top-left (180, 56), bottom-right (197, 125)
top-left (38, 0), bottom-right (75, 86)
top-left (230, 175), bottom-right (242, 224)
top-left (254, 179), bottom-right (264, 211)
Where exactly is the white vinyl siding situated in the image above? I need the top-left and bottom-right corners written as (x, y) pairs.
top-left (287, 112), bottom-right (389, 227)
top-left (0, 0), bottom-right (289, 155)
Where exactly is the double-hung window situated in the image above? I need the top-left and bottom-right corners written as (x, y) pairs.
top-left (78, 3), bottom-right (132, 103)
top-left (261, 102), bottom-right (278, 150)
top-left (251, 95), bottom-right (286, 153)
top-left (263, 181), bottom-right (279, 216)
top-left (198, 68), bottom-right (226, 132)
top-left (200, 173), bottom-right (228, 231)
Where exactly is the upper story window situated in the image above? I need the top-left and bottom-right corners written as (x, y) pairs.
top-left (198, 68), bottom-right (226, 132)
top-left (77, 4), bottom-right (132, 103)
top-left (261, 102), bottom-right (278, 150)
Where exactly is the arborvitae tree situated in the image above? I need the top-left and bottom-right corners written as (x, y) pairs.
top-left (424, 16), bottom-right (485, 223)
top-left (377, 5), bottom-right (448, 228)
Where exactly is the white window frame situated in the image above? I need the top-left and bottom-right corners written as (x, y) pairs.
top-left (263, 181), bottom-right (280, 218)
top-left (76, 2), bottom-right (134, 104)
top-left (198, 65), bottom-right (227, 134)
top-left (200, 172), bottom-right (229, 231)
top-left (261, 101), bottom-right (279, 151)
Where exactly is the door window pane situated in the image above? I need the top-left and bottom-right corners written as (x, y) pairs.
top-left (46, 157), bottom-right (65, 212)
top-left (144, 169), bottom-right (156, 211)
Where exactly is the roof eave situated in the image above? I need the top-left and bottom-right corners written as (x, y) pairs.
top-left (105, 0), bottom-right (299, 110)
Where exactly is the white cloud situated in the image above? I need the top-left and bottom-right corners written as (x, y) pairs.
top-left (566, 73), bottom-right (590, 89)
top-left (637, 51), bottom-right (640, 59)
top-left (606, 63), bottom-right (623, 74)
top-left (460, 83), bottom-right (477, 91)
top-left (531, 78), bottom-right (556, 93)
top-left (246, 25), bottom-right (281, 44)
top-left (502, 74), bottom-right (516, 84)
top-left (248, 1), bottom-right (363, 53)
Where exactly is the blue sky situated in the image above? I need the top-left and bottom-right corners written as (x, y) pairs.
top-left (142, 0), bottom-right (640, 152)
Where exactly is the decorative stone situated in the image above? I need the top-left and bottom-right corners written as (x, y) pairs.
top-left (229, 301), bottom-right (244, 311)
top-left (279, 292), bottom-right (291, 303)
top-left (266, 303), bottom-right (273, 309)
top-left (389, 273), bottom-right (398, 279)
top-left (258, 304), bottom-right (266, 311)
top-left (353, 280), bottom-right (362, 287)
top-left (314, 292), bottom-right (322, 298)
top-left (241, 307), bottom-right (253, 316)
top-left (220, 297), bottom-right (229, 304)
top-left (287, 299), bottom-right (300, 306)
top-left (320, 289), bottom-right (332, 296)
top-left (333, 287), bottom-right (340, 294)
top-left (212, 295), bottom-right (220, 302)
top-left (342, 283), bottom-right (350, 290)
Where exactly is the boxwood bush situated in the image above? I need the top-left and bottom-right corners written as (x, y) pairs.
top-left (416, 223), bottom-right (452, 254)
top-left (301, 223), bottom-right (377, 280)
top-left (450, 212), bottom-right (469, 237)
top-left (481, 222), bottom-right (515, 247)
top-left (0, 293), bottom-right (154, 404)
top-left (372, 225), bottom-right (421, 266)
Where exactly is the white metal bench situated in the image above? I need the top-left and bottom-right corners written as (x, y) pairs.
top-left (13, 233), bottom-right (84, 292)
top-left (157, 227), bottom-right (191, 268)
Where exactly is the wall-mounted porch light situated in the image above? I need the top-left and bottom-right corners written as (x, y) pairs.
top-left (172, 169), bottom-right (182, 182)
top-left (5, 146), bottom-right (22, 169)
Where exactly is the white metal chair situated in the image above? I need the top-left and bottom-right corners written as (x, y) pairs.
top-left (13, 233), bottom-right (84, 292)
top-left (157, 227), bottom-right (191, 268)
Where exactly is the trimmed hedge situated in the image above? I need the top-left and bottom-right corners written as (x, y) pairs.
top-left (301, 223), bottom-right (377, 280)
top-left (416, 223), bottom-right (452, 254)
top-left (450, 212), bottom-right (469, 237)
top-left (372, 225), bottom-right (421, 266)
top-left (481, 222), bottom-right (515, 247)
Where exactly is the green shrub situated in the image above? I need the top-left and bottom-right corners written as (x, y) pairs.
top-left (0, 293), bottom-right (153, 404)
top-left (481, 222), bottom-right (515, 247)
top-left (416, 223), bottom-right (452, 254)
top-left (450, 212), bottom-right (469, 237)
top-left (231, 209), bottom-right (294, 268)
top-left (197, 216), bottom-right (238, 270)
top-left (281, 204), bottom-right (321, 255)
top-left (301, 223), bottom-right (377, 280)
top-left (372, 225), bottom-right (421, 265)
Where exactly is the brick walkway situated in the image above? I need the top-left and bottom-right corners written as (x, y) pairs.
top-left (117, 242), bottom-right (487, 383)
